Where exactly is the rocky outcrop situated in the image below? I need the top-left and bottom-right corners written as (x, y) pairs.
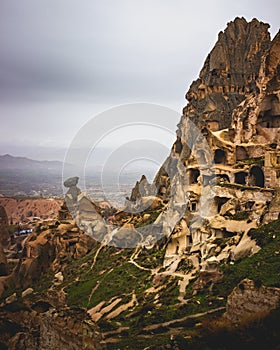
top-left (148, 18), bottom-right (280, 274)
top-left (224, 278), bottom-right (280, 324)
top-left (0, 198), bottom-right (62, 224)
top-left (64, 176), bottom-right (81, 202)
top-left (130, 175), bottom-right (155, 201)
top-left (0, 205), bottom-right (9, 247)
top-left (2, 221), bottom-right (94, 293)
top-left (1, 306), bottom-right (104, 350)
top-left (0, 243), bottom-right (8, 276)
top-left (183, 17), bottom-right (271, 130)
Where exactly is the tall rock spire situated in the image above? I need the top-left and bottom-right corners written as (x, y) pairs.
top-left (183, 17), bottom-right (271, 130)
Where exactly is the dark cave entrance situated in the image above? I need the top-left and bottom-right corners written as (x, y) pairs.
top-left (188, 169), bottom-right (200, 184)
top-left (235, 171), bottom-right (248, 185)
top-left (249, 166), bottom-right (264, 187)
top-left (214, 149), bottom-right (227, 164)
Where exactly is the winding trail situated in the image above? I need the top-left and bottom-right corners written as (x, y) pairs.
top-left (142, 306), bottom-right (226, 331)
top-left (128, 259), bottom-right (151, 271)
top-left (91, 243), bottom-right (105, 269)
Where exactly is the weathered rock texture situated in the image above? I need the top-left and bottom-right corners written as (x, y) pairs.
top-left (224, 278), bottom-right (280, 324)
top-left (148, 18), bottom-right (280, 273)
top-left (184, 18), bottom-right (270, 129)
top-left (0, 197), bottom-right (62, 224)
top-left (1, 306), bottom-right (104, 350)
top-left (0, 205), bottom-right (9, 246)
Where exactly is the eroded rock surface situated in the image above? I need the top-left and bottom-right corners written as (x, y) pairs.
top-left (224, 278), bottom-right (280, 324)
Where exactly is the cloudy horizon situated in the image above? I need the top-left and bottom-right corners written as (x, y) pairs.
top-left (0, 0), bottom-right (279, 165)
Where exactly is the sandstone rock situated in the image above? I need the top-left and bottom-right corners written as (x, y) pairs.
top-left (5, 292), bottom-right (17, 304)
top-left (110, 224), bottom-right (142, 248)
top-left (230, 232), bottom-right (260, 262)
top-left (22, 287), bottom-right (34, 298)
top-left (54, 271), bottom-right (64, 283)
top-left (224, 278), bottom-right (280, 324)
top-left (0, 242), bottom-right (8, 276)
top-left (7, 306), bottom-right (105, 350)
top-left (63, 176), bottom-right (79, 188)
top-left (0, 205), bottom-right (9, 247)
top-left (130, 175), bottom-right (156, 201)
top-left (192, 271), bottom-right (223, 294)
top-left (139, 196), bottom-right (163, 211)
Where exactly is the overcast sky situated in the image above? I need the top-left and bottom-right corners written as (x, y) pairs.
top-left (0, 0), bottom-right (279, 162)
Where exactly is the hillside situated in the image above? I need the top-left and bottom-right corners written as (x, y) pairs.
top-left (0, 154), bottom-right (64, 197)
top-left (0, 154), bottom-right (62, 171)
top-left (0, 197), bottom-right (62, 223)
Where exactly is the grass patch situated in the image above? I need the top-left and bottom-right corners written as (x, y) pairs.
top-left (213, 219), bottom-right (280, 297)
top-left (65, 246), bottom-right (150, 309)
top-left (217, 182), bottom-right (273, 192)
top-left (234, 157), bottom-right (264, 167)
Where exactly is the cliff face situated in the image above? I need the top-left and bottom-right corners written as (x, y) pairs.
top-left (183, 17), bottom-right (271, 130)
top-left (151, 18), bottom-right (280, 273)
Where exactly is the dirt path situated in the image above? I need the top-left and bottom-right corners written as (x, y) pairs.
top-left (142, 306), bottom-right (226, 331)
top-left (91, 243), bottom-right (105, 269)
top-left (128, 259), bottom-right (151, 271)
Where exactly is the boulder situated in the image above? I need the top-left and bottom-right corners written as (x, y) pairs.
top-left (224, 279), bottom-right (280, 324)
top-left (63, 177), bottom-right (79, 188)
top-left (54, 272), bottom-right (64, 283)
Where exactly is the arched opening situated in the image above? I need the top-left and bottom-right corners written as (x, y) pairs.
top-left (216, 174), bottom-right (230, 183)
top-left (236, 146), bottom-right (248, 161)
top-left (235, 171), bottom-right (248, 185)
top-left (174, 136), bottom-right (182, 153)
top-left (215, 197), bottom-right (230, 213)
top-left (214, 149), bottom-right (227, 164)
top-left (249, 166), bottom-right (264, 187)
top-left (188, 168), bottom-right (200, 184)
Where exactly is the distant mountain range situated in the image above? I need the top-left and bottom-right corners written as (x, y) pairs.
top-left (0, 154), bottom-right (65, 196)
top-left (0, 154), bottom-right (63, 171)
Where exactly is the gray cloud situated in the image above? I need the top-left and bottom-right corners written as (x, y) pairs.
top-left (0, 0), bottom-right (279, 160)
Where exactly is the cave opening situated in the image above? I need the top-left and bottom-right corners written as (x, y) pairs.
top-left (249, 166), bottom-right (265, 187)
top-left (174, 136), bottom-right (182, 153)
top-left (217, 174), bottom-right (230, 183)
top-left (188, 168), bottom-right (200, 184)
top-left (214, 149), bottom-right (227, 164)
top-left (190, 202), bottom-right (197, 212)
top-left (235, 171), bottom-right (248, 185)
top-left (216, 197), bottom-right (230, 213)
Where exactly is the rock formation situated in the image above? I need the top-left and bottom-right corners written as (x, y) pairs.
top-left (148, 17), bottom-right (280, 274)
top-left (0, 17), bottom-right (279, 349)
top-left (0, 305), bottom-right (104, 350)
top-left (0, 205), bottom-right (9, 246)
top-left (224, 278), bottom-right (280, 324)
top-left (130, 175), bottom-right (155, 201)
